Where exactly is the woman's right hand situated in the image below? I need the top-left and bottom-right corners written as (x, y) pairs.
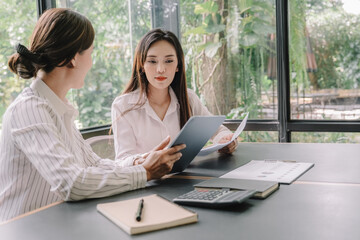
top-left (142, 136), bottom-right (185, 180)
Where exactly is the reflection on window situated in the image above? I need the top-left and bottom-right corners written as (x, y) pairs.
top-left (180, 0), bottom-right (277, 120)
top-left (0, 1), bottom-right (37, 131)
top-left (292, 132), bottom-right (360, 143)
top-left (289, 0), bottom-right (360, 121)
top-left (57, 0), bottom-right (151, 128)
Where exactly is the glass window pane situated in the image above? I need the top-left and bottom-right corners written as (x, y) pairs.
top-left (289, 0), bottom-right (360, 121)
top-left (240, 131), bottom-right (278, 142)
top-left (0, 1), bottom-right (37, 131)
top-left (178, 0), bottom-right (277, 120)
top-left (56, 0), bottom-right (151, 128)
top-left (292, 132), bottom-right (360, 143)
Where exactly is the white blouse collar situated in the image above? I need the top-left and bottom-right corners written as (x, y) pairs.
top-left (31, 78), bottom-right (78, 118)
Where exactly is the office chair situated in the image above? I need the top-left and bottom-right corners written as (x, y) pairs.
top-left (85, 135), bottom-right (115, 159)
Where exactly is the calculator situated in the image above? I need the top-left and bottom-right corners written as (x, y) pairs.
top-left (173, 188), bottom-right (255, 208)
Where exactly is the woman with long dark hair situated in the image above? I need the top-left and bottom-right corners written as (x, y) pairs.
top-left (112, 28), bottom-right (237, 161)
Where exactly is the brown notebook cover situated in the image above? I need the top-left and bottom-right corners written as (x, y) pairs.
top-left (97, 194), bottom-right (198, 235)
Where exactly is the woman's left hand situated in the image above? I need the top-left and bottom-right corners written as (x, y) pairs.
top-left (218, 134), bottom-right (238, 154)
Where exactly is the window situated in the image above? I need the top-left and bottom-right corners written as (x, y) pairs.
top-left (292, 132), bottom-right (360, 143)
top-left (287, 0), bottom-right (360, 143)
top-left (56, 0), bottom-right (151, 128)
top-left (0, 0), bottom-right (37, 131)
top-left (180, 0), bottom-right (277, 121)
top-left (178, 0), bottom-right (277, 142)
top-left (1, 0), bottom-right (359, 142)
top-left (289, 0), bottom-right (360, 121)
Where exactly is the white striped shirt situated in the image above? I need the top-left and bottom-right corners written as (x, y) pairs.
top-left (0, 78), bottom-right (146, 222)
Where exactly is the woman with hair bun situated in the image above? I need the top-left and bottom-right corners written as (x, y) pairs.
top-left (0, 8), bottom-right (184, 222)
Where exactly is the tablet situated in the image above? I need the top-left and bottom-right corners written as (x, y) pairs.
top-left (169, 115), bottom-right (225, 173)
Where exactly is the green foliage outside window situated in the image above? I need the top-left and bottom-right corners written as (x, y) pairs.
top-left (0, 0), bottom-right (359, 143)
top-left (308, 7), bottom-right (360, 90)
top-left (61, 0), bottom-right (151, 128)
top-left (180, 0), bottom-right (276, 120)
top-left (0, 0), bottom-right (37, 129)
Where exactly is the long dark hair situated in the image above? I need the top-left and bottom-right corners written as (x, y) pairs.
top-left (123, 28), bottom-right (191, 128)
top-left (8, 8), bottom-right (94, 79)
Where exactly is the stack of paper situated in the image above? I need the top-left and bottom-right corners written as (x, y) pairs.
top-left (220, 160), bottom-right (314, 184)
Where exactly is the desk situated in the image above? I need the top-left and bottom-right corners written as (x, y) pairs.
top-left (1, 143), bottom-right (360, 240)
top-left (183, 143), bottom-right (360, 184)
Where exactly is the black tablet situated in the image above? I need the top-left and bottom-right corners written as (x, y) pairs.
top-left (169, 115), bottom-right (225, 173)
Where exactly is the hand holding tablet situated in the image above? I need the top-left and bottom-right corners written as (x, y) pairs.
top-left (169, 116), bottom-right (225, 173)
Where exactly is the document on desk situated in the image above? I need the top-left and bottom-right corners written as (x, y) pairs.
top-left (220, 160), bottom-right (314, 184)
top-left (197, 113), bottom-right (249, 156)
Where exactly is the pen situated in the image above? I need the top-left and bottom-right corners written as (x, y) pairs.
top-left (135, 199), bottom-right (144, 222)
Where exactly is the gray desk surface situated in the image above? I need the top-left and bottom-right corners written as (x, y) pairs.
top-left (183, 143), bottom-right (360, 184)
top-left (1, 143), bottom-right (360, 240)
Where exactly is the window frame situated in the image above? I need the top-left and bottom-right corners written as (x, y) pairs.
top-left (36, 0), bottom-right (56, 17)
top-left (35, 0), bottom-right (360, 142)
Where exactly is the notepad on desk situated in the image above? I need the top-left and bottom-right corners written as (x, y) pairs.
top-left (97, 194), bottom-right (198, 235)
top-left (220, 160), bottom-right (314, 184)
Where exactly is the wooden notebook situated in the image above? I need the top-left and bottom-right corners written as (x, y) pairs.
top-left (97, 194), bottom-right (198, 235)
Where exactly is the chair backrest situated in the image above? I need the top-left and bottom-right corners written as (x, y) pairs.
top-left (85, 135), bottom-right (115, 159)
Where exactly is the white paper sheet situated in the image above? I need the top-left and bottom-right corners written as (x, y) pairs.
top-left (197, 113), bottom-right (249, 156)
top-left (220, 160), bottom-right (314, 184)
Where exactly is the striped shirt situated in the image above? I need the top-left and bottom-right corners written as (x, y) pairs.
top-left (0, 78), bottom-right (146, 222)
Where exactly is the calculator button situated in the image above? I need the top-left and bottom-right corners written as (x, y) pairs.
top-left (173, 189), bottom-right (255, 207)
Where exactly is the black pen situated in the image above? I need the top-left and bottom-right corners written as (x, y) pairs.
top-left (135, 199), bottom-right (144, 222)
